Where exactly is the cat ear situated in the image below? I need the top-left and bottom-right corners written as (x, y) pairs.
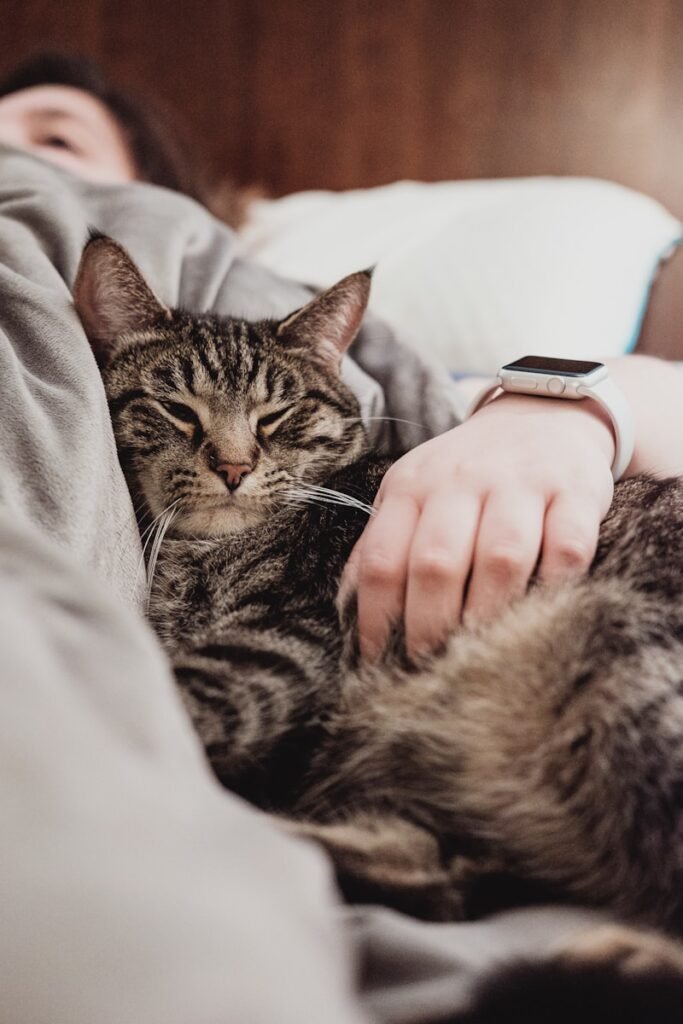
top-left (73, 231), bottom-right (171, 367)
top-left (276, 269), bottom-right (372, 370)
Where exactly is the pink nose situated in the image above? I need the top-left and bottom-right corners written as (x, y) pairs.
top-left (215, 462), bottom-right (252, 492)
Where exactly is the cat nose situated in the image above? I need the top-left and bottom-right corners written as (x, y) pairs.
top-left (214, 462), bottom-right (252, 493)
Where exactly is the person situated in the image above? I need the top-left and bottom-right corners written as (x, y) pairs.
top-left (0, 51), bottom-right (681, 1024)
top-left (0, 50), bottom-right (213, 193)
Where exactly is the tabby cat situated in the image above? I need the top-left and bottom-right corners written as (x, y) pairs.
top-left (75, 233), bottom-right (683, 1020)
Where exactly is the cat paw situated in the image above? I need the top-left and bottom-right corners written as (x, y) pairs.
top-left (462, 923), bottom-right (683, 1023)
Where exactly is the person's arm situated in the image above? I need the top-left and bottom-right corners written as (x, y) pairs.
top-left (603, 355), bottom-right (683, 476)
top-left (342, 354), bottom-right (683, 660)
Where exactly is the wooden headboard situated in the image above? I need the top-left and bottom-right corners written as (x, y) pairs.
top-left (3, 0), bottom-right (683, 213)
top-left (3, 0), bottom-right (683, 357)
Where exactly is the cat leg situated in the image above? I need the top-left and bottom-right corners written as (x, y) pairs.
top-left (280, 812), bottom-right (466, 922)
top-left (460, 923), bottom-right (683, 1023)
top-left (171, 637), bottom-right (323, 796)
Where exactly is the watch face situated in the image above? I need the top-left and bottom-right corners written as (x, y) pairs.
top-left (502, 356), bottom-right (604, 377)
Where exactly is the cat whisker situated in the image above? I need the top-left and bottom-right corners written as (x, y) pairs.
top-left (340, 415), bottom-right (428, 432)
top-left (286, 482), bottom-right (376, 518)
top-left (145, 504), bottom-right (179, 613)
top-left (179, 533), bottom-right (220, 548)
top-left (135, 503), bottom-right (163, 538)
top-left (136, 499), bottom-right (182, 596)
top-left (139, 501), bottom-right (179, 546)
top-left (133, 497), bottom-right (150, 519)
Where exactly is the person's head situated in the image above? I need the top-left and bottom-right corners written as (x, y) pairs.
top-left (0, 52), bottom-right (206, 199)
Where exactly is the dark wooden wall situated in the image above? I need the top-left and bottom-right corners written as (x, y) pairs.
top-left (4, 0), bottom-right (683, 215)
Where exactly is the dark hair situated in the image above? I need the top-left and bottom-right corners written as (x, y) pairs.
top-left (0, 52), bottom-right (207, 203)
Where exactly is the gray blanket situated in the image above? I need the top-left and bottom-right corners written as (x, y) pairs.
top-left (0, 144), bottom-right (599, 1023)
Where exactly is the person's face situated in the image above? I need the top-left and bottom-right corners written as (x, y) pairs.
top-left (0, 84), bottom-right (137, 184)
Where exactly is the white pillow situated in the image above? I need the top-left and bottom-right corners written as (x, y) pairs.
top-left (238, 177), bottom-right (682, 373)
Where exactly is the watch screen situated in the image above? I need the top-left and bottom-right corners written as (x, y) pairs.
top-left (502, 356), bottom-right (604, 377)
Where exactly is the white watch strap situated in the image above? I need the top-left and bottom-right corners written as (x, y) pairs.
top-left (465, 374), bottom-right (635, 482)
top-left (578, 376), bottom-right (635, 482)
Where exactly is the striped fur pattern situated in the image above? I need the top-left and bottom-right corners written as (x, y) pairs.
top-left (75, 236), bottom-right (683, 1017)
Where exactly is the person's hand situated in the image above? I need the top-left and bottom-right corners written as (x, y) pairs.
top-left (341, 394), bottom-right (616, 661)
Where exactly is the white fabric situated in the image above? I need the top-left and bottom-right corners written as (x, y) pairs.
top-left (239, 177), bottom-right (682, 373)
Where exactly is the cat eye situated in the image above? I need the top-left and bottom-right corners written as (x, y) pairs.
top-left (257, 406), bottom-right (294, 436)
top-left (162, 401), bottom-right (199, 424)
top-left (160, 400), bottom-right (204, 439)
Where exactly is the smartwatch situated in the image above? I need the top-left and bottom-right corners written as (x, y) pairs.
top-left (465, 355), bottom-right (635, 482)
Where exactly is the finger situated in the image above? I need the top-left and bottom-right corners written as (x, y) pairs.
top-left (538, 493), bottom-right (600, 586)
top-left (339, 476), bottom-right (387, 602)
top-left (404, 489), bottom-right (480, 659)
top-left (338, 530), bottom-right (366, 605)
top-left (464, 490), bottom-right (545, 626)
top-left (355, 493), bottom-right (420, 660)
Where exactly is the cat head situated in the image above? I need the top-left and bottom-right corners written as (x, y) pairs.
top-left (74, 233), bottom-right (370, 537)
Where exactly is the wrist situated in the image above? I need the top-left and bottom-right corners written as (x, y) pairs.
top-left (474, 391), bottom-right (616, 466)
top-left (465, 357), bottom-right (635, 481)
